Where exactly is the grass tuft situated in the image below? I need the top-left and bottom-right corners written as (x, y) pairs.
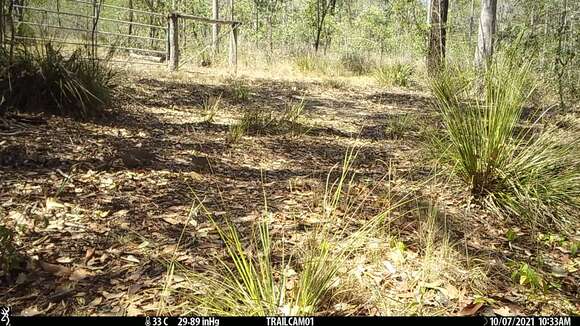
top-left (430, 59), bottom-right (580, 232)
top-left (374, 63), bottom-right (414, 88)
top-left (0, 43), bottom-right (115, 118)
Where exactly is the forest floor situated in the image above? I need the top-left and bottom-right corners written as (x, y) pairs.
top-left (0, 65), bottom-right (578, 316)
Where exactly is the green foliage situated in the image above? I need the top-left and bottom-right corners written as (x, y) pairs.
top-left (227, 123), bottom-right (247, 143)
top-left (0, 225), bottom-right (21, 277)
top-left (0, 43), bottom-right (115, 118)
top-left (431, 60), bottom-right (580, 232)
top-left (181, 216), bottom-right (344, 316)
top-left (570, 242), bottom-right (579, 256)
top-left (506, 228), bottom-right (518, 243)
top-left (281, 99), bottom-right (306, 125)
top-left (227, 108), bottom-right (273, 143)
top-left (294, 53), bottom-right (330, 74)
top-left (384, 113), bottom-right (415, 139)
top-left (339, 52), bottom-right (372, 76)
top-left (374, 63), bottom-right (414, 88)
top-left (225, 78), bottom-right (250, 102)
top-left (511, 262), bottom-right (544, 290)
top-left (227, 101), bottom-right (309, 143)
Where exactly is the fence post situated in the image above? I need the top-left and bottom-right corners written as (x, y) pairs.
top-left (0, 0), bottom-right (5, 44)
top-left (229, 24), bottom-right (238, 71)
top-left (168, 12), bottom-right (179, 71)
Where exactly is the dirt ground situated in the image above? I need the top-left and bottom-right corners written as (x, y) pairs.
top-left (0, 66), bottom-right (578, 316)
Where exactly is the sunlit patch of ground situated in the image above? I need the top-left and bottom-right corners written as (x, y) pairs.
top-left (0, 63), bottom-right (578, 316)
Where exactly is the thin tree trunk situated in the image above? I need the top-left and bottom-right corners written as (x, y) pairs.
top-left (268, 14), bottom-right (273, 54)
top-left (212, 0), bottom-right (219, 54)
top-left (128, 0), bottom-right (133, 36)
top-left (474, 0), bottom-right (497, 69)
top-left (56, 0), bottom-right (62, 27)
top-left (426, 0), bottom-right (449, 75)
top-left (0, 0), bottom-right (5, 45)
top-left (468, 0), bottom-right (475, 42)
top-left (254, 1), bottom-right (258, 49)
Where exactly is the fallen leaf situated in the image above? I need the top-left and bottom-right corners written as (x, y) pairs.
top-left (46, 197), bottom-right (66, 210)
top-left (122, 255), bottom-right (140, 263)
top-left (101, 291), bottom-right (124, 300)
top-left (20, 305), bottom-right (42, 316)
top-left (84, 248), bottom-right (96, 265)
top-left (493, 306), bottom-right (515, 316)
top-left (89, 296), bottom-right (103, 306)
top-left (69, 268), bottom-right (93, 281)
top-left (40, 261), bottom-right (71, 277)
top-left (162, 217), bottom-right (181, 225)
top-left (457, 302), bottom-right (484, 316)
top-left (56, 257), bottom-right (73, 264)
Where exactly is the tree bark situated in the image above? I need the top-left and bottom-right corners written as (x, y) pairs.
top-left (468, 0), bottom-right (475, 42)
top-left (313, 0), bottom-right (328, 53)
top-left (212, 0), bottom-right (219, 54)
top-left (128, 0), bottom-right (133, 36)
top-left (426, 0), bottom-right (449, 75)
top-left (474, 0), bottom-right (497, 69)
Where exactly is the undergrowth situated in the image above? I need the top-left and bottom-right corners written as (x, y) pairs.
top-left (430, 58), bottom-right (580, 232)
top-left (0, 43), bottom-right (116, 118)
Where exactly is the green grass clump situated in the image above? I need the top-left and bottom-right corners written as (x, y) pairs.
top-left (339, 52), bottom-right (372, 76)
top-left (374, 63), bottom-right (414, 88)
top-left (180, 216), bottom-right (345, 316)
top-left (0, 43), bottom-right (115, 118)
top-left (227, 100), bottom-right (309, 142)
top-left (431, 59), bottom-right (580, 232)
top-left (294, 53), bottom-right (330, 75)
top-left (201, 94), bottom-right (222, 123)
top-left (384, 113), bottom-right (416, 139)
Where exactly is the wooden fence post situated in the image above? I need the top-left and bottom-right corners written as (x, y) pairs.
top-left (228, 0), bottom-right (237, 71)
top-left (229, 24), bottom-right (238, 71)
top-left (168, 12), bottom-right (179, 71)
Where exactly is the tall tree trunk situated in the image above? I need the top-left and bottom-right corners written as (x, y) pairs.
top-left (426, 0), bottom-right (432, 24)
top-left (128, 0), bottom-right (133, 36)
top-left (426, 0), bottom-right (449, 75)
top-left (468, 0), bottom-right (475, 42)
top-left (268, 13), bottom-right (273, 54)
top-left (0, 0), bottom-right (5, 44)
top-left (56, 0), bottom-right (62, 27)
top-left (254, 1), bottom-right (259, 49)
top-left (212, 0), bottom-right (219, 54)
top-left (474, 0), bottom-right (497, 69)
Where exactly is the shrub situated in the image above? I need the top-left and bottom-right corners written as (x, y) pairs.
top-left (294, 53), bottom-right (329, 75)
top-left (430, 60), bottom-right (580, 231)
top-left (339, 52), bottom-right (372, 76)
top-left (374, 63), bottom-right (414, 88)
top-left (0, 43), bottom-right (116, 118)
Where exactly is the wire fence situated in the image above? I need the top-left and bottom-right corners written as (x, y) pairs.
top-left (3, 0), bottom-right (169, 66)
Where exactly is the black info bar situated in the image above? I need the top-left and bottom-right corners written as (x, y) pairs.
top-left (3, 316), bottom-right (577, 326)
